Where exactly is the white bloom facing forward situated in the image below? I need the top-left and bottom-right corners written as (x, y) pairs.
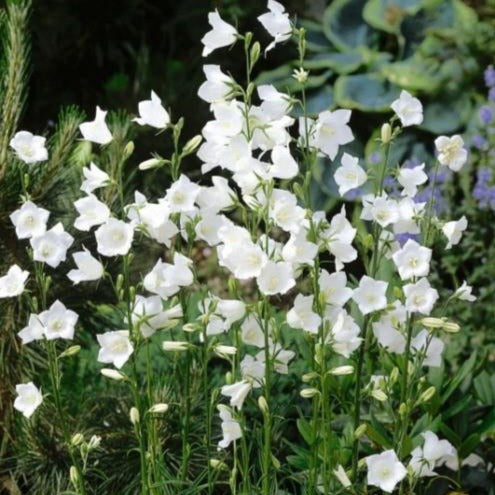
top-left (165, 174), bottom-right (201, 213)
top-left (67, 248), bottom-right (104, 284)
top-left (39, 300), bottom-right (79, 340)
top-left (95, 218), bottom-right (134, 257)
top-left (311, 110), bottom-right (354, 160)
top-left (434, 135), bottom-right (467, 172)
top-left (0, 264), bottom-right (29, 298)
top-left (97, 330), bottom-right (133, 369)
top-left (442, 216), bottom-right (467, 249)
top-left (80, 162), bottom-right (110, 194)
top-left (269, 145), bottom-right (298, 179)
top-left (391, 90), bottom-right (423, 127)
top-left (392, 239), bottom-right (432, 280)
top-left (30, 223), bottom-right (74, 268)
top-left (404, 278), bottom-right (439, 315)
top-left (74, 194), bottom-right (111, 231)
top-left (257, 261), bottom-right (295, 296)
top-left (14, 382), bottom-right (43, 418)
top-left (353, 276), bottom-right (388, 315)
top-left (201, 10), bottom-right (238, 57)
top-left (366, 450), bottom-right (407, 493)
top-left (334, 153), bottom-right (367, 196)
top-left (257, 0), bottom-right (292, 52)
top-left (10, 131), bottom-right (48, 164)
top-left (133, 91), bottom-right (170, 129)
top-left (10, 201), bottom-right (50, 239)
top-left (398, 163), bottom-right (427, 197)
top-left (79, 106), bottom-right (113, 145)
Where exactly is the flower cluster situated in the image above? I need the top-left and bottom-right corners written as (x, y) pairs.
top-left (3, 3), bottom-right (481, 494)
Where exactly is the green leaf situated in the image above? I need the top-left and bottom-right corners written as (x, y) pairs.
top-left (299, 19), bottom-right (335, 53)
top-left (334, 73), bottom-right (401, 112)
top-left (381, 57), bottom-right (441, 92)
top-left (363, 0), bottom-right (424, 34)
top-left (459, 433), bottom-right (482, 458)
top-left (473, 371), bottom-right (495, 405)
top-left (441, 352), bottom-right (477, 403)
top-left (297, 418), bottom-right (314, 446)
top-left (419, 93), bottom-right (472, 134)
top-left (474, 407), bottom-right (495, 437)
top-left (322, 0), bottom-right (378, 51)
top-left (304, 51), bottom-right (363, 74)
top-left (291, 85), bottom-right (334, 118)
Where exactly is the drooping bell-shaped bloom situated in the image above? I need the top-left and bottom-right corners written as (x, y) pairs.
top-left (79, 106), bottom-right (113, 145)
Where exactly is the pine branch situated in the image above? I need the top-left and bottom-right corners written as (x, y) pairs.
top-left (0, 0), bottom-right (31, 180)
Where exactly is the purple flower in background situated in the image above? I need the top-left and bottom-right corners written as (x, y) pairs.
top-left (473, 168), bottom-right (495, 211)
top-left (395, 233), bottom-right (420, 247)
top-left (489, 88), bottom-right (495, 102)
top-left (415, 185), bottom-right (448, 215)
top-left (344, 187), bottom-right (362, 200)
top-left (369, 152), bottom-right (381, 165)
top-left (472, 135), bottom-right (488, 150)
top-left (479, 105), bottom-right (493, 124)
top-left (485, 65), bottom-right (495, 87)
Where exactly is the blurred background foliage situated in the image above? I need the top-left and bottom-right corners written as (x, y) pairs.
top-left (2, 0), bottom-right (495, 493)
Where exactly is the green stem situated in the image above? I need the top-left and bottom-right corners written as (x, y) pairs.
top-left (202, 323), bottom-right (213, 494)
top-left (261, 297), bottom-right (272, 495)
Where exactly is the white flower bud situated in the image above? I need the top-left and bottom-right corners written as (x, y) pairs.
top-left (381, 123), bottom-right (392, 144)
top-left (71, 433), bottom-right (84, 446)
top-left (329, 365), bottom-right (354, 376)
top-left (130, 407), bottom-right (140, 425)
top-left (100, 368), bottom-right (126, 381)
top-left (149, 403), bottom-right (169, 414)
top-left (300, 388), bottom-right (319, 398)
top-left (162, 341), bottom-right (189, 351)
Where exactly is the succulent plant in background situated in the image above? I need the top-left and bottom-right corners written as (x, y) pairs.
top-left (257, 0), bottom-right (490, 209)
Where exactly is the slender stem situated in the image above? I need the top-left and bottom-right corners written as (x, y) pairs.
top-left (202, 322), bottom-right (213, 494)
top-left (261, 297), bottom-right (272, 495)
top-left (424, 161), bottom-right (441, 245)
top-left (351, 137), bottom-right (392, 481)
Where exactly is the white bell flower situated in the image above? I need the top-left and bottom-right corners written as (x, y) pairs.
top-left (311, 109), bottom-right (354, 160)
top-left (281, 231), bottom-right (318, 266)
top-left (39, 300), bottom-right (78, 340)
top-left (287, 294), bottom-right (321, 334)
top-left (366, 450), bottom-right (407, 493)
top-left (391, 90), bottom-right (423, 127)
top-left (18, 314), bottom-right (45, 344)
top-left (221, 380), bottom-right (252, 410)
top-left (80, 162), bottom-right (110, 194)
top-left (133, 90), bottom-right (170, 128)
top-left (392, 239), bottom-right (432, 280)
top-left (404, 278), bottom-right (438, 315)
top-left (454, 281), bottom-right (476, 302)
top-left (269, 145), bottom-right (299, 179)
top-left (10, 131), bottom-right (48, 164)
top-left (74, 194), bottom-right (110, 231)
top-left (14, 382), bottom-right (43, 418)
top-left (258, 85), bottom-right (291, 120)
top-left (352, 276), bottom-right (388, 315)
top-left (442, 216), bottom-right (467, 249)
top-left (398, 163), bottom-right (427, 197)
top-left (319, 270), bottom-right (353, 307)
top-left (257, 0), bottom-right (292, 52)
top-left (165, 174), bottom-right (201, 213)
top-left (328, 309), bottom-right (362, 358)
top-left (217, 405), bottom-right (242, 449)
top-left (0, 264), bottom-right (29, 298)
top-left (198, 65), bottom-right (233, 103)
top-left (257, 260), bottom-right (295, 295)
top-left (30, 223), bottom-right (74, 268)
top-left (201, 10), bottom-right (237, 57)
top-left (435, 135), bottom-right (467, 172)
top-left (241, 314), bottom-right (266, 348)
top-left (95, 218), bottom-right (134, 257)
top-left (334, 153), bottom-right (367, 196)
top-left (97, 330), bottom-right (133, 369)
top-left (67, 248), bottom-right (104, 285)
top-left (411, 329), bottom-right (444, 367)
top-left (79, 106), bottom-right (113, 145)
top-left (10, 201), bottom-right (49, 239)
